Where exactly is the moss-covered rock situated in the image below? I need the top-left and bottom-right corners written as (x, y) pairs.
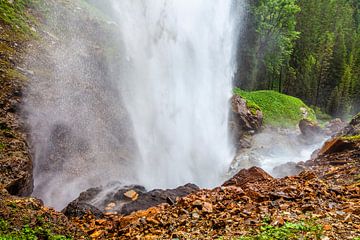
top-left (234, 88), bottom-right (316, 128)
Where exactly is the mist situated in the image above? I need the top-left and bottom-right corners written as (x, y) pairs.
top-left (230, 128), bottom-right (327, 177)
top-left (24, 0), bottom-right (244, 209)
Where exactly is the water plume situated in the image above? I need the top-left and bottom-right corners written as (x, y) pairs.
top-left (24, 0), bottom-right (243, 209)
top-left (111, 0), bottom-right (242, 189)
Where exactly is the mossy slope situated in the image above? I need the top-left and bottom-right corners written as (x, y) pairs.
top-left (234, 88), bottom-right (316, 128)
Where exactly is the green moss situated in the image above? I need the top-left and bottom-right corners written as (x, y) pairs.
top-left (246, 100), bottom-right (261, 115)
top-left (0, 0), bottom-right (34, 34)
top-left (340, 135), bottom-right (360, 141)
top-left (234, 88), bottom-right (316, 128)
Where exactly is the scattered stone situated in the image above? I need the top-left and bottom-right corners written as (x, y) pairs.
top-left (124, 190), bottom-right (139, 201)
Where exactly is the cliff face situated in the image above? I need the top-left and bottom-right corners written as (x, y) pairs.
top-left (0, 1), bottom-right (34, 196)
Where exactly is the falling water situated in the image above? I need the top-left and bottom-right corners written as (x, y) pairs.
top-left (111, 0), bottom-right (240, 189)
top-left (25, 0), bottom-right (242, 209)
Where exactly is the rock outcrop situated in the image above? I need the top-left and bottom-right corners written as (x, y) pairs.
top-left (230, 95), bottom-right (263, 149)
top-left (298, 118), bottom-right (322, 137)
top-left (0, 16), bottom-right (33, 196)
top-left (337, 113), bottom-right (360, 136)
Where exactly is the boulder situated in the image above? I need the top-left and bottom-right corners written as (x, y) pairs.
top-left (299, 119), bottom-right (322, 137)
top-left (230, 95), bottom-right (263, 150)
top-left (231, 95), bottom-right (263, 132)
top-left (119, 183), bottom-right (199, 215)
top-left (64, 183), bottom-right (200, 216)
top-left (223, 166), bottom-right (273, 188)
top-left (62, 202), bottom-right (104, 219)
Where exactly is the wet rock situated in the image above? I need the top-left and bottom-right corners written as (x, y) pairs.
top-left (231, 95), bottom-right (263, 132)
top-left (123, 190), bottom-right (139, 200)
top-left (299, 119), bottom-right (322, 137)
top-left (272, 162), bottom-right (305, 178)
top-left (62, 202), bottom-right (104, 219)
top-left (318, 138), bottom-right (356, 156)
top-left (229, 95), bottom-right (263, 150)
top-left (324, 118), bottom-right (346, 136)
top-left (223, 166), bottom-right (273, 188)
top-left (68, 183), bottom-right (199, 216)
top-left (338, 113), bottom-right (360, 136)
top-left (119, 183), bottom-right (199, 215)
top-left (71, 187), bottom-right (102, 203)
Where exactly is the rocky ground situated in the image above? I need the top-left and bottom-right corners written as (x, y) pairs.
top-left (67, 116), bottom-right (359, 239)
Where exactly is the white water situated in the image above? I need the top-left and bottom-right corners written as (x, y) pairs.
top-left (111, 0), bottom-right (241, 189)
top-left (25, 0), bottom-right (242, 209)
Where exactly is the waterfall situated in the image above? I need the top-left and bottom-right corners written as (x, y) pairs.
top-left (111, 0), bottom-right (240, 188)
top-left (25, 0), bottom-right (242, 209)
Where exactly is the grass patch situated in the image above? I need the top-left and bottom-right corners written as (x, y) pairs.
top-left (0, 0), bottom-right (37, 34)
top-left (235, 221), bottom-right (323, 240)
top-left (0, 218), bottom-right (71, 240)
top-left (341, 135), bottom-right (360, 142)
top-left (234, 88), bottom-right (316, 128)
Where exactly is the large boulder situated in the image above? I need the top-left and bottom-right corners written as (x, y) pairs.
top-left (298, 119), bottom-right (322, 137)
top-left (62, 202), bottom-right (104, 219)
top-left (63, 183), bottom-right (200, 216)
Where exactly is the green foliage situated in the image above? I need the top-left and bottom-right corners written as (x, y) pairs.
top-left (234, 88), bottom-right (316, 127)
top-left (254, 0), bottom-right (300, 85)
top-left (340, 135), bottom-right (360, 141)
top-left (0, 0), bottom-right (37, 33)
top-left (0, 218), bottom-right (72, 240)
top-left (236, 222), bottom-right (323, 240)
top-left (237, 0), bottom-right (360, 117)
top-left (246, 100), bottom-right (262, 115)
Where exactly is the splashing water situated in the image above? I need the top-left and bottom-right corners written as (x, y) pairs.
top-left (25, 0), bottom-right (243, 209)
top-left (112, 0), bottom-right (241, 189)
